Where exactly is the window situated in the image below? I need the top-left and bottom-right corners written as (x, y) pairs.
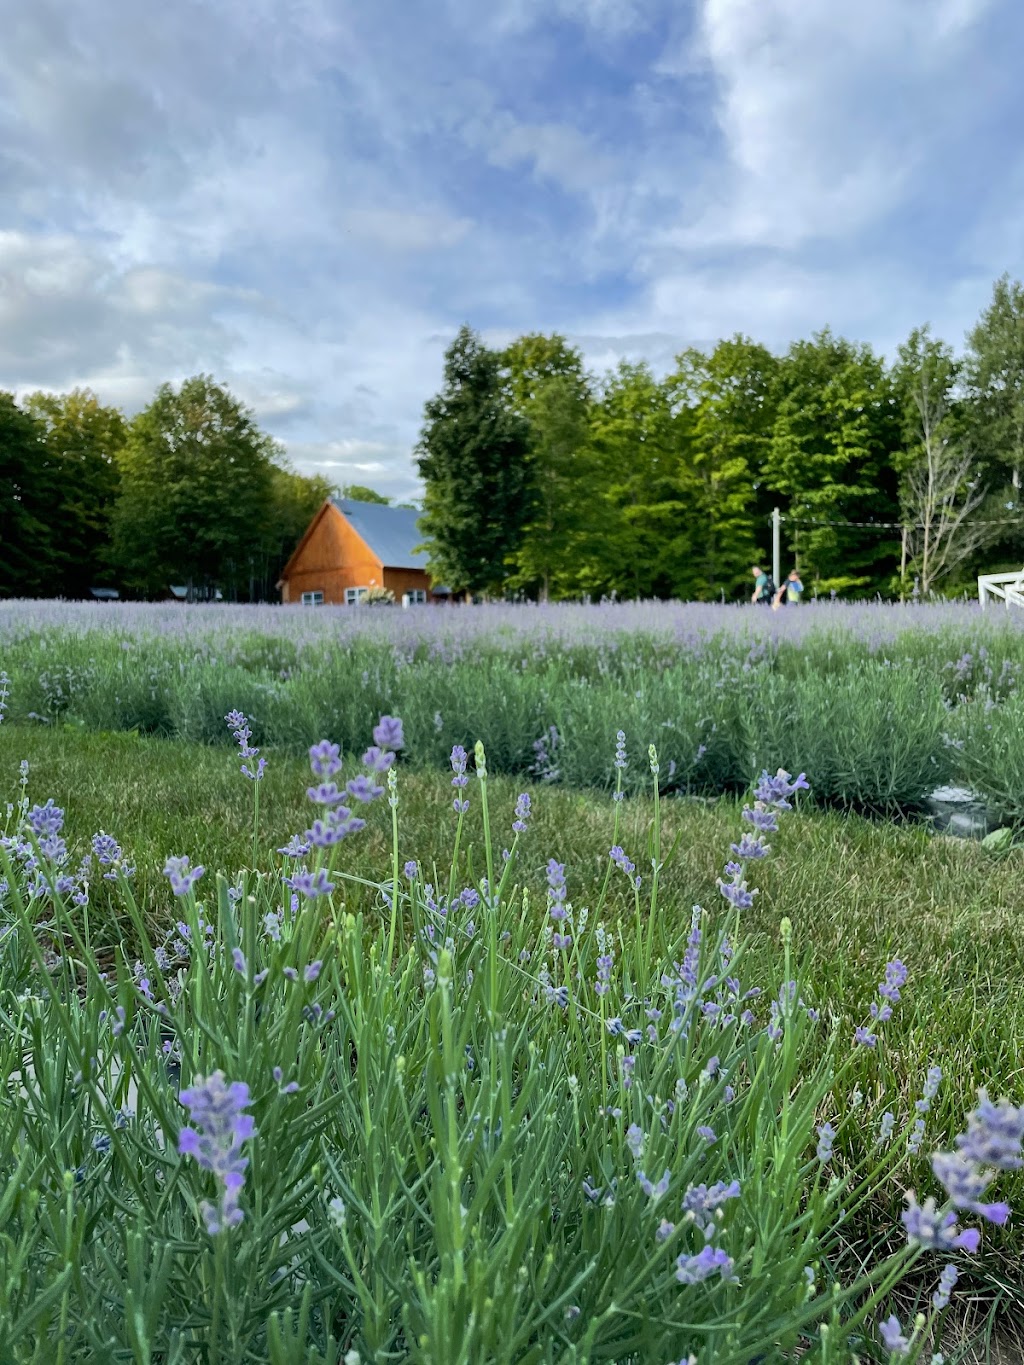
top-left (301, 591), bottom-right (324, 606)
top-left (403, 589), bottom-right (427, 606)
top-left (345, 587), bottom-right (369, 605)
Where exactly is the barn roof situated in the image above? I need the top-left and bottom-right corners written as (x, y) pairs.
top-left (333, 498), bottom-right (426, 570)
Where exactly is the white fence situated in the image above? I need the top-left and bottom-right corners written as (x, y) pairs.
top-left (977, 569), bottom-right (1024, 609)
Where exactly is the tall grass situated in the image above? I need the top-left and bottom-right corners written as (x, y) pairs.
top-left (1, 715), bottom-right (1021, 1361)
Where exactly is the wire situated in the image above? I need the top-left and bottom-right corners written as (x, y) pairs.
top-left (775, 514), bottom-right (1024, 531)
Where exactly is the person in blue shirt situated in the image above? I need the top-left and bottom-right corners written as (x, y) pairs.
top-left (773, 569), bottom-right (804, 609)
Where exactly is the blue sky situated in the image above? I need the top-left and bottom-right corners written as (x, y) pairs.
top-left (2, 0), bottom-right (1023, 501)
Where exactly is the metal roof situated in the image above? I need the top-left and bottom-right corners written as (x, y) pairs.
top-left (333, 498), bottom-right (427, 570)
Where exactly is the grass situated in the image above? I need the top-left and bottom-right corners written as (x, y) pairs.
top-left (4, 722), bottom-right (1024, 1357)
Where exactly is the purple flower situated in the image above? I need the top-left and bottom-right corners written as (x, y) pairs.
top-left (754, 768), bottom-right (809, 810)
top-left (730, 833), bottom-right (770, 860)
top-left (278, 835), bottom-right (310, 859)
top-left (595, 950), bottom-right (614, 997)
top-left (304, 961), bottom-right (323, 983)
top-left (272, 1066), bottom-right (300, 1095)
top-left (955, 1091), bottom-right (1024, 1171)
top-left (675, 1245), bottom-right (733, 1284)
top-left (362, 746), bottom-right (396, 773)
top-left (307, 782), bottom-right (348, 807)
top-left (816, 1123), bottom-right (837, 1164)
top-left (347, 774), bottom-right (384, 803)
top-left (225, 710), bottom-right (265, 782)
top-left (546, 859), bottom-right (568, 919)
top-left (717, 865), bottom-right (756, 911)
top-left (931, 1152), bottom-right (1010, 1224)
top-left (878, 1315), bottom-right (910, 1356)
top-left (682, 1181), bottom-right (741, 1229)
top-left (373, 714), bottom-right (404, 750)
top-left (178, 1072), bottom-right (256, 1234)
top-left (164, 855), bottom-right (205, 898)
top-left (28, 800), bottom-right (65, 838)
top-left (609, 845), bottom-right (636, 877)
top-left (614, 730), bottom-right (627, 770)
top-left (231, 947), bottom-right (247, 977)
top-left (286, 869), bottom-right (335, 898)
top-left (404, 860), bottom-right (418, 879)
top-left (741, 803), bottom-right (778, 835)
top-left (854, 1026), bottom-right (878, 1049)
top-left (308, 740), bottom-right (342, 778)
top-left (878, 960), bottom-right (908, 1003)
top-left (450, 745), bottom-right (469, 787)
top-left (91, 832), bottom-right (124, 866)
top-left (512, 792), bottom-right (531, 834)
top-left (932, 1263), bottom-right (958, 1311)
top-left (696, 1125), bottom-right (717, 1145)
top-left (637, 1168), bottom-right (671, 1202)
top-left (901, 1194), bottom-right (981, 1252)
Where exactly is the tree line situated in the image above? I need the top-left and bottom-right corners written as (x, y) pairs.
top-left (416, 275), bottom-right (1024, 600)
top-left (4, 273), bottom-right (1024, 604)
top-left (0, 377), bottom-right (335, 601)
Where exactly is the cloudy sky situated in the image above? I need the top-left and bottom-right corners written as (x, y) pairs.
top-left (2, 0), bottom-right (1022, 501)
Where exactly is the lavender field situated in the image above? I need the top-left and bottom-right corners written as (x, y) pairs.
top-left (3, 599), bottom-right (1024, 820)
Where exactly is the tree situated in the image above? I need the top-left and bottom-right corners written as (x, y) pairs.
top-left (24, 389), bottom-right (126, 596)
top-left (0, 394), bottom-right (59, 597)
top-left (500, 334), bottom-right (597, 600)
top-left (584, 361), bottom-right (697, 599)
top-left (341, 484), bottom-right (390, 504)
top-left (964, 274), bottom-right (1024, 493)
top-left (257, 465), bottom-right (335, 600)
top-left (415, 326), bottom-right (533, 597)
top-left (893, 327), bottom-right (1002, 595)
top-left (667, 337), bottom-right (778, 599)
top-left (113, 376), bottom-right (277, 599)
top-left (505, 375), bottom-right (599, 599)
top-left (765, 331), bottom-right (902, 594)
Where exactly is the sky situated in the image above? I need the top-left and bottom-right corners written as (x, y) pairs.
top-left (2, 0), bottom-right (1024, 502)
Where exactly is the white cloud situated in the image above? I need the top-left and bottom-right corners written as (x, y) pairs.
top-left (481, 116), bottom-right (617, 194)
top-left (343, 207), bottom-right (473, 252)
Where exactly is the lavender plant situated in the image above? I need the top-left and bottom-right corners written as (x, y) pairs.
top-left (0, 710), bottom-right (1019, 1361)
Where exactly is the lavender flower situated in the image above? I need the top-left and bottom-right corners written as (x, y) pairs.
top-left (955, 1091), bottom-right (1024, 1170)
top-left (546, 859), bottom-right (568, 920)
top-left (637, 1168), bottom-right (671, 1202)
top-left (28, 800), bottom-right (64, 838)
top-left (931, 1152), bottom-right (1010, 1224)
top-left (178, 1072), bottom-right (256, 1234)
top-left (741, 803), bottom-right (778, 835)
top-left (306, 782), bottom-right (349, 807)
top-left (614, 730), bottom-right (627, 770)
top-left (225, 710), bottom-right (266, 782)
top-left (287, 869), bottom-right (335, 899)
top-left (901, 1194), bottom-right (981, 1252)
top-left (879, 1315), bottom-right (911, 1356)
top-left (164, 855), bottom-right (205, 897)
top-left (272, 1066), bottom-right (300, 1096)
top-left (309, 740), bottom-right (342, 778)
top-left (512, 792), bottom-right (531, 834)
top-left (854, 1026), bottom-right (878, 1049)
top-left (675, 1245), bottom-right (733, 1285)
top-left (373, 714), bottom-right (404, 750)
top-left (304, 961), bottom-right (323, 983)
top-left (816, 1123), bottom-right (837, 1164)
top-left (346, 774), bottom-right (384, 803)
top-left (362, 745), bottom-right (396, 773)
top-left (932, 1263), bottom-right (958, 1311)
top-left (404, 860), bottom-right (418, 879)
top-left (876, 1111), bottom-right (896, 1146)
top-left (730, 832), bottom-right (770, 860)
top-left (717, 863), bottom-right (756, 911)
top-left (681, 1181), bottom-right (741, 1230)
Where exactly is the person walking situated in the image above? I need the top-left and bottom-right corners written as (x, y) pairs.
top-left (750, 564), bottom-right (775, 604)
top-left (772, 569), bottom-right (804, 610)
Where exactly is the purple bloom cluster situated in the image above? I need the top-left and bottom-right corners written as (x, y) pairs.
top-left (546, 859), bottom-right (568, 921)
top-left (855, 960), bottom-right (908, 1047)
top-left (512, 792), bottom-right (531, 834)
top-left (609, 845), bottom-right (640, 890)
top-left (225, 709), bottom-right (266, 782)
top-left (717, 769), bottom-right (809, 915)
top-left (450, 745), bottom-right (469, 814)
top-left (675, 1245), bottom-right (733, 1285)
top-left (178, 1071), bottom-right (257, 1234)
top-left (164, 855), bottom-right (205, 898)
top-left (879, 1315), bottom-right (911, 1356)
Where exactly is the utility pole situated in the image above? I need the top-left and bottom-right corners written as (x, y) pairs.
top-left (772, 507), bottom-right (781, 591)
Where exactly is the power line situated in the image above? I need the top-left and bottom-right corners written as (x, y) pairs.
top-left (776, 514), bottom-right (1024, 531)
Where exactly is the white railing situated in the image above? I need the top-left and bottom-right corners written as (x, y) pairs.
top-left (978, 569), bottom-right (1024, 609)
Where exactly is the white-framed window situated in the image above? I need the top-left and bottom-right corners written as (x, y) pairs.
top-left (301, 591), bottom-right (324, 606)
top-left (403, 589), bottom-right (427, 606)
top-left (345, 587), bottom-right (369, 605)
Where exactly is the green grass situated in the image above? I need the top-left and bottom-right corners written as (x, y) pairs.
top-left (4, 723), bottom-right (1024, 1356)
top-left (5, 724), bottom-right (1024, 1163)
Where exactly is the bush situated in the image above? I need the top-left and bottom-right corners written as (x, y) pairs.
top-left (0, 716), bottom-right (1016, 1360)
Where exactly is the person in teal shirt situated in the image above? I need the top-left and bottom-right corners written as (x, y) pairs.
top-left (773, 569), bottom-right (804, 608)
top-left (750, 565), bottom-right (774, 604)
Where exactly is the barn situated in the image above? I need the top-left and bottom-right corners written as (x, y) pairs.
top-left (277, 497), bottom-right (447, 605)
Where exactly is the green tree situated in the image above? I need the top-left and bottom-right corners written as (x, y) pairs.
top-left (667, 337), bottom-right (778, 600)
top-left (964, 274), bottom-right (1024, 492)
top-left (113, 376), bottom-right (277, 600)
top-left (415, 326), bottom-right (533, 597)
top-left (585, 361), bottom-right (697, 599)
top-left (24, 389), bottom-right (126, 597)
top-left (0, 394), bottom-right (59, 597)
top-left (500, 334), bottom-right (597, 600)
top-left (765, 331), bottom-right (901, 594)
top-left (341, 484), bottom-right (390, 504)
top-left (893, 327), bottom-right (1003, 595)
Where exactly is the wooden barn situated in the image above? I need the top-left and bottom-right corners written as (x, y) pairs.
top-left (277, 497), bottom-right (447, 606)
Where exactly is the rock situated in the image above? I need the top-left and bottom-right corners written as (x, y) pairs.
top-left (926, 785), bottom-right (997, 840)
